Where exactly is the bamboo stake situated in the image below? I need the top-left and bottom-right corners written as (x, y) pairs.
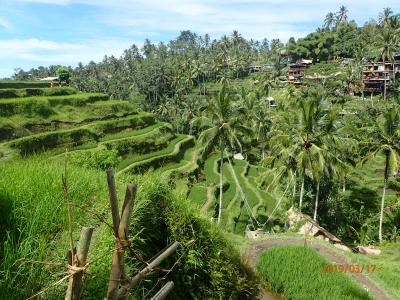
top-left (65, 227), bottom-right (94, 300)
top-left (117, 242), bottom-right (179, 298)
top-left (151, 281), bottom-right (174, 300)
top-left (106, 176), bottom-right (137, 300)
top-left (106, 169), bottom-right (120, 237)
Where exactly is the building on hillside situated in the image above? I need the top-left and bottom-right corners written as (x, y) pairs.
top-left (363, 62), bottom-right (395, 93)
top-left (362, 53), bottom-right (400, 93)
top-left (287, 62), bottom-right (308, 85)
top-left (248, 64), bottom-right (275, 73)
top-left (40, 76), bottom-right (59, 88)
top-left (286, 59), bottom-right (313, 85)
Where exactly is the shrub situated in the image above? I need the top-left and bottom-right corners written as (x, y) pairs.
top-left (123, 174), bottom-right (259, 299)
top-left (70, 148), bottom-right (121, 170)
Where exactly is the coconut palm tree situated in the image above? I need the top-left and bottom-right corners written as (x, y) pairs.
top-left (379, 7), bottom-right (393, 26)
top-left (324, 12), bottom-right (335, 30)
top-left (378, 27), bottom-right (398, 100)
top-left (335, 6), bottom-right (348, 25)
top-left (192, 84), bottom-right (242, 223)
top-left (271, 98), bottom-right (344, 221)
top-left (253, 108), bottom-right (272, 160)
top-left (361, 108), bottom-right (400, 243)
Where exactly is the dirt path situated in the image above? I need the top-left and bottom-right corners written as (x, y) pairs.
top-left (200, 185), bottom-right (214, 213)
top-left (243, 237), bottom-right (390, 300)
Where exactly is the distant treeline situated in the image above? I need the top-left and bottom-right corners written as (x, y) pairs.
top-left (12, 7), bottom-right (399, 105)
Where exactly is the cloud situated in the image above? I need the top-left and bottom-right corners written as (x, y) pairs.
top-left (0, 17), bottom-right (12, 31)
top-left (1, 0), bottom-right (400, 77)
top-left (9, 0), bottom-right (400, 41)
top-left (0, 38), bottom-right (141, 77)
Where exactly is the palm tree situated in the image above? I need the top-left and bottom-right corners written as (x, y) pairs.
top-left (361, 108), bottom-right (400, 243)
top-left (260, 72), bottom-right (275, 98)
top-left (193, 84), bottom-right (242, 223)
top-left (324, 12), bottom-right (335, 30)
top-left (379, 7), bottom-right (393, 26)
top-left (378, 27), bottom-right (398, 100)
top-left (272, 98), bottom-right (344, 221)
top-left (253, 108), bottom-right (271, 160)
top-left (335, 6), bottom-right (348, 25)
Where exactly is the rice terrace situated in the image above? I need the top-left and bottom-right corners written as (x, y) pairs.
top-left (0, 2), bottom-right (400, 300)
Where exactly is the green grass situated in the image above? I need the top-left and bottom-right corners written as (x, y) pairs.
top-left (117, 135), bottom-right (193, 173)
top-left (0, 156), bottom-right (121, 299)
top-left (190, 154), bottom-right (278, 233)
top-left (257, 245), bottom-right (373, 300)
top-left (0, 93), bottom-right (109, 117)
top-left (204, 153), bottom-right (220, 184)
top-left (344, 242), bottom-right (400, 300)
top-left (99, 122), bottom-right (165, 142)
top-left (0, 102), bottom-right (137, 141)
top-left (0, 87), bottom-right (77, 99)
top-left (188, 182), bottom-right (208, 208)
top-left (0, 156), bottom-right (259, 299)
top-left (0, 80), bottom-right (51, 89)
top-left (6, 113), bottom-right (155, 155)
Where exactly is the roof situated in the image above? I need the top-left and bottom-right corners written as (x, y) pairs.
top-left (301, 213), bottom-right (341, 242)
top-left (40, 76), bottom-right (58, 81)
top-left (299, 59), bottom-right (313, 64)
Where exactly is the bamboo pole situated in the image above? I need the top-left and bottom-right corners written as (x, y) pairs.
top-left (106, 171), bottom-right (137, 300)
top-left (107, 169), bottom-right (120, 237)
top-left (117, 242), bottom-right (179, 299)
top-left (65, 227), bottom-right (94, 300)
top-left (151, 282), bottom-right (174, 300)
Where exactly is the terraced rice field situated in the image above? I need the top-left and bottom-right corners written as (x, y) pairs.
top-left (0, 81), bottom-right (278, 234)
top-left (0, 85), bottom-right (194, 177)
top-left (187, 153), bottom-right (278, 233)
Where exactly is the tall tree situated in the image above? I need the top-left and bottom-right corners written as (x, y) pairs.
top-left (193, 85), bottom-right (242, 223)
top-left (361, 108), bottom-right (400, 243)
top-left (336, 6), bottom-right (349, 25)
top-left (324, 12), bottom-right (336, 30)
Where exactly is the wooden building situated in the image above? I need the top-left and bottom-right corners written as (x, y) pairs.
top-left (363, 53), bottom-right (400, 93)
top-left (288, 63), bottom-right (308, 85)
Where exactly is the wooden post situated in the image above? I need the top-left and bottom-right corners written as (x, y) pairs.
top-left (151, 281), bottom-right (174, 300)
top-left (106, 169), bottom-right (120, 237)
top-left (117, 242), bottom-right (179, 298)
top-left (106, 168), bottom-right (137, 300)
top-left (65, 227), bottom-right (94, 300)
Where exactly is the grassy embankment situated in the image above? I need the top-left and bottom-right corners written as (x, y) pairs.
top-left (0, 157), bottom-right (260, 299)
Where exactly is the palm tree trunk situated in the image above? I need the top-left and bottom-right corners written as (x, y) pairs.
top-left (379, 178), bottom-right (387, 243)
top-left (291, 177), bottom-right (297, 208)
top-left (218, 143), bottom-right (224, 223)
top-left (262, 147), bottom-right (265, 160)
top-left (384, 74), bottom-right (387, 101)
top-left (379, 153), bottom-right (389, 243)
top-left (198, 79), bottom-right (201, 95)
top-left (313, 182), bottom-right (320, 221)
top-left (299, 175), bottom-right (305, 212)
